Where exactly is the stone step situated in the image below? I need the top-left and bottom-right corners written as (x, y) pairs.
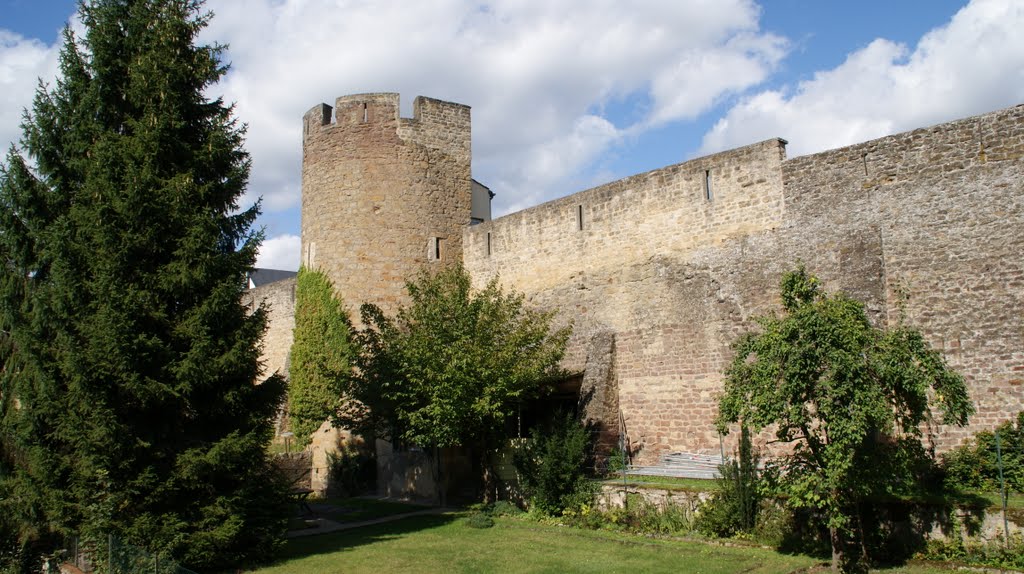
top-left (624, 466), bottom-right (720, 480)
top-left (622, 451), bottom-right (726, 480)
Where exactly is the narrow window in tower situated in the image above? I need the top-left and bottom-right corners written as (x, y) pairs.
top-left (577, 205), bottom-right (584, 230)
top-left (362, 103), bottom-right (368, 123)
top-left (486, 232), bottom-right (491, 256)
top-left (704, 169), bottom-right (713, 201)
top-left (428, 237), bottom-right (443, 261)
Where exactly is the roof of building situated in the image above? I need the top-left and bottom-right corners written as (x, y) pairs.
top-left (247, 268), bottom-right (297, 288)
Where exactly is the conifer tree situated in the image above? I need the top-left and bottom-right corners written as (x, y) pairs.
top-left (0, 1), bottom-right (288, 569)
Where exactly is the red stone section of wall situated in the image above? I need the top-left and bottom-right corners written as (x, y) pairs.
top-left (301, 93), bottom-right (472, 317)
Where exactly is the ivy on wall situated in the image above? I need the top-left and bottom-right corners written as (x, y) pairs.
top-left (289, 266), bottom-right (354, 448)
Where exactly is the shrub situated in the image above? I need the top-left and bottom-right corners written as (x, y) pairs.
top-left (750, 499), bottom-right (793, 548)
top-left (566, 494), bottom-right (695, 535)
top-left (942, 411), bottom-right (1023, 493)
top-left (918, 532), bottom-right (1024, 569)
top-left (696, 426), bottom-right (760, 537)
top-left (490, 500), bottom-right (524, 517)
top-left (464, 512), bottom-right (495, 529)
top-left (512, 411), bottom-right (596, 515)
top-left (327, 443), bottom-right (375, 497)
top-left (630, 498), bottom-right (694, 535)
top-left (603, 445), bottom-right (628, 477)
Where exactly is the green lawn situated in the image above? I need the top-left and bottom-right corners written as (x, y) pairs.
top-left (261, 514), bottom-right (816, 574)
top-left (603, 475), bottom-right (721, 491)
top-left (258, 511), bottom-right (1003, 574)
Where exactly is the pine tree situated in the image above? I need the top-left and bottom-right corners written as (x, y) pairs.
top-left (288, 266), bottom-right (353, 448)
top-left (0, 1), bottom-right (288, 569)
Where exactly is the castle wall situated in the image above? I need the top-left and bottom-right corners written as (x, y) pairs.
top-left (781, 104), bottom-right (1024, 449)
top-left (463, 138), bottom-right (787, 295)
top-left (286, 90), bottom-right (1022, 472)
top-left (301, 93), bottom-right (471, 317)
top-left (464, 139), bottom-right (790, 462)
top-left (242, 276), bottom-right (296, 381)
top-left (463, 104), bottom-right (1024, 465)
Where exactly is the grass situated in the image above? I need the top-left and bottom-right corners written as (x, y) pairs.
top-left (267, 441), bottom-right (295, 456)
top-left (260, 512), bottom-right (999, 574)
top-left (260, 514), bottom-right (818, 574)
top-left (977, 490), bottom-right (1024, 509)
top-left (601, 475), bottom-right (720, 491)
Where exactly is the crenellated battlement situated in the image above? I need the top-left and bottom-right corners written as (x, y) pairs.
top-left (303, 93), bottom-right (471, 159)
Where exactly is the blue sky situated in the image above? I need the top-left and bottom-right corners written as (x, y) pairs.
top-left (2, 0), bottom-right (1022, 270)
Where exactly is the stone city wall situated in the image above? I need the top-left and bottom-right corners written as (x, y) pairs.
top-left (285, 91), bottom-right (1022, 475)
top-left (781, 104), bottom-right (1024, 449)
top-left (242, 276), bottom-right (296, 381)
top-left (464, 138), bottom-right (789, 463)
top-left (464, 105), bottom-right (1024, 465)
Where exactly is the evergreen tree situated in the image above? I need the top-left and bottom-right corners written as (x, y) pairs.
top-left (0, 1), bottom-right (288, 569)
top-left (288, 266), bottom-right (353, 448)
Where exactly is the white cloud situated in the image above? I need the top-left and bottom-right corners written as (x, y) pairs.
top-left (699, 0), bottom-right (1024, 157)
top-left (647, 32), bottom-right (786, 127)
top-left (256, 234), bottom-right (301, 271)
top-left (0, 30), bottom-right (60, 156)
top-left (200, 0), bottom-right (785, 217)
top-left (3, 0), bottom-right (785, 246)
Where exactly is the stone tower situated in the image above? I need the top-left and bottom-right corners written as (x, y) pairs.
top-left (301, 93), bottom-right (472, 315)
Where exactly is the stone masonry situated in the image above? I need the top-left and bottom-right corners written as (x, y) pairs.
top-left (253, 94), bottom-right (1023, 472)
top-left (463, 103), bottom-right (1024, 464)
top-left (300, 93), bottom-right (471, 319)
top-left (243, 276), bottom-right (296, 381)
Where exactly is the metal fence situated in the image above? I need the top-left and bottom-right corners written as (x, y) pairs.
top-left (52, 534), bottom-right (197, 574)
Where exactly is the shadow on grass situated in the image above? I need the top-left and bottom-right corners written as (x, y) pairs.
top-left (308, 497), bottom-right (432, 524)
top-left (277, 514), bottom-right (461, 563)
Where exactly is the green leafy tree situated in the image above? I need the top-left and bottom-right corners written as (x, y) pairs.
top-left (0, 0), bottom-right (288, 569)
top-left (340, 263), bottom-right (570, 498)
top-left (717, 266), bottom-right (973, 573)
top-left (288, 266), bottom-right (353, 448)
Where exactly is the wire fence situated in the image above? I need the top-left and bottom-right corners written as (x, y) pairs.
top-left (49, 534), bottom-right (197, 574)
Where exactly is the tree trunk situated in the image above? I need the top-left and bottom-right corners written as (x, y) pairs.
top-left (432, 446), bottom-right (446, 507)
top-left (830, 526), bottom-right (844, 574)
top-left (856, 506), bottom-right (870, 567)
top-left (482, 450), bottom-right (497, 504)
